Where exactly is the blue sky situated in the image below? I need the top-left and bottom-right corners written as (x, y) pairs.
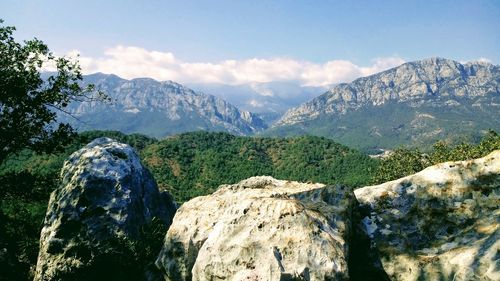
top-left (1, 0), bottom-right (499, 85)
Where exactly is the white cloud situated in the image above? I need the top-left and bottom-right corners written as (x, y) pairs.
top-left (250, 83), bottom-right (275, 97)
top-left (459, 57), bottom-right (493, 64)
top-left (60, 46), bottom-right (406, 87)
top-left (248, 99), bottom-right (265, 108)
top-left (476, 57), bottom-right (491, 63)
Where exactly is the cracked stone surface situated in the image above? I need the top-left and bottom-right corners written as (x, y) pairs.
top-left (155, 176), bottom-right (355, 281)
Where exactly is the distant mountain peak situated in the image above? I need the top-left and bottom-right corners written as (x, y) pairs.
top-left (59, 73), bottom-right (267, 137)
top-left (267, 58), bottom-right (499, 149)
top-left (276, 58), bottom-right (499, 126)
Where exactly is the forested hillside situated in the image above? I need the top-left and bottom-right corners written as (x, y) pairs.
top-left (371, 130), bottom-right (500, 184)
top-left (141, 132), bottom-right (377, 202)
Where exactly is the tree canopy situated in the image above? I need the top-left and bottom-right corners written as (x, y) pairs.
top-left (0, 19), bottom-right (102, 163)
top-left (372, 130), bottom-right (500, 184)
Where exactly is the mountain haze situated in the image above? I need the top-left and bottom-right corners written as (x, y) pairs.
top-left (59, 73), bottom-right (267, 137)
top-left (187, 82), bottom-right (327, 123)
top-left (268, 58), bottom-right (500, 150)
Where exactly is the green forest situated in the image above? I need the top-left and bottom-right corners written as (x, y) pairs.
top-left (142, 131), bottom-right (378, 202)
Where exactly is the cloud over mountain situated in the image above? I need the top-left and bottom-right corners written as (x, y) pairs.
top-left (61, 46), bottom-right (405, 87)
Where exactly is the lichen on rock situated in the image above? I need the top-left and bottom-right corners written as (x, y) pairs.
top-left (355, 150), bottom-right (500, 281)
top-left (34, 137), bottom-right (176, 281)
top-left (155, 176), bottom-right (355, 281)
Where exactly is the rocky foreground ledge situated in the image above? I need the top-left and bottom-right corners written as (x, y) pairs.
top-left (34, 138), bottom-right (176, 281)
top-left (155, 176), bottom-right (355, 280)
top-left (33, 138), bottom-right (499, 281)
top-left (355, 150), bottom-right (500, 281)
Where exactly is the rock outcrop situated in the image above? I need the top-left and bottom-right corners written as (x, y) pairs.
top-left (354, 150), bottom-right (500, 281)
top-left (34, 138), bottom-right (176, 281)
top-left (155, 176), bottom-right (355, 280)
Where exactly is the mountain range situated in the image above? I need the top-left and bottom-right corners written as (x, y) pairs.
top-left (267, 58), bottom-right (500, 150)
top-left (59, 73), bottom-right (267, 137)
top-left (58, 58), bottom-right (499, 150)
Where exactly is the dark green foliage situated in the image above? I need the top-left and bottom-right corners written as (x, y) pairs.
top-left (428, 130), bottom-right (500, 163)
top-left (371, 148), bottom-right (430, 184)
top-left (142, 131), bottom-right (377, 203)
top-left (0, 196), bottom-right (46, 281)
top-left (372, 130), bottom-right (500, 184)
top-left (0, 19), bottom-right (105, 164)
top-left (76, 130), bottom-right (157, 151)
top-left (0, 25), bottom-right (109, 270)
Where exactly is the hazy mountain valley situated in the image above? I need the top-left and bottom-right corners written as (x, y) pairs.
top-left (187, 81), bottom-right (327, 123)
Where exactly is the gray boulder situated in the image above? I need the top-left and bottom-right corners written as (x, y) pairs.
top-left (155, 176), bottom-right (355, 281)
top-left (355, 150), bottom-right (500, 281)
top-left (34, 138), bottom-right (176, 281)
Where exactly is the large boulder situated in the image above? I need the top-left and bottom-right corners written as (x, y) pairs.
top-left (34, 138), bottom-right (176, 281)
top-left (354, 150), bottom-right (500, 281)
top-left (155, 176), bottom-right (355, 280)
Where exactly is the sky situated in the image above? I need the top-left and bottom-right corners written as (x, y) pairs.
top-left (1, 0), bottom-right (499, 86)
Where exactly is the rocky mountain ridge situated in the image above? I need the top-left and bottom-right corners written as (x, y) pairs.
top-left (267, 58), bottom-right (500, 149)
top-left (276, 58), bottom-right (499, 126)
top-left (59, 73), bottom-right (267, 137)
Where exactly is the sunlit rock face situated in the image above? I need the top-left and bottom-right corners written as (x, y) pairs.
top-left (59, 73), bottom-right (267, 137)
top-left (270, 58), bottom-right (500, 150)
top-left (155, 176), bottom-right (355, 281)
top-left (355, 150), bottom-right (500, 281)
top-left (34, 138), bottom-right (176, 281)
top-left (277, 58), bottom-right (500, 126)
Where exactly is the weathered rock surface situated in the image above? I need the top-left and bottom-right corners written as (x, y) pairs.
top-left (155, 176), bottom-right (355, 280)
top-left (34, 138), bottom-right (176, 281)
top-left (354, 150), bottom-right (500, 281)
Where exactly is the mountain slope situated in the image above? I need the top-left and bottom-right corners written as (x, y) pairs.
top-left (267, 58), bottom-right (500, 150)
top-left (58, 73), bottom-right (267, 137)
